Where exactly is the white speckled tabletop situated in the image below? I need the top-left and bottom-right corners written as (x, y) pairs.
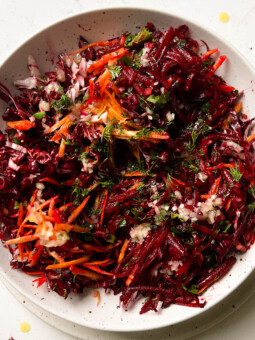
top-left (1, 1), bottom-right (255, 339)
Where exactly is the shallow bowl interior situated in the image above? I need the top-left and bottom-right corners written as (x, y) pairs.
top-left (1, 7), bottom-right (255, 332)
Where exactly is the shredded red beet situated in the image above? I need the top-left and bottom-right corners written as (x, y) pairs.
top-left (0, 23), bottom-right (255, 314)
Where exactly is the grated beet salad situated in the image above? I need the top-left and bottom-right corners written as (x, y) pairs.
top-left (0, 23), bottom-right (255, 314)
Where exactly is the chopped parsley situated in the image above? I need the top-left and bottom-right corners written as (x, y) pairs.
top-left (185, 119), bottom-right (211, 153)
top-left (117, 219), bottom-right (127, 228)
top-left (134, 50), bottom-right (143, 68)
top-left (201, 102), bottom-right (211, 113)
top-left (51, 94), bottom-right (73, 112)
top-left (248, 201), bottom-right (255, 212)
top-left (136, 128), bottom-right (151, 138)
top-left (101, 122), bottom-right (114, 141)
top-left (72, 182), bottom-right (88, 205)
top-left (14, 200), bottom-right (20, 209)
top-left (186, 130), bottom-right (198, 152)
top-left (124, 28), bottom-right (152, 47)
top-left (78, 151), bottom-right (89, 161)
top-left (188, 164), bottom-right (199, 172)
top-left (118, 56), bottom-right (133, 67)
top-left (228, 165), bottom-right (243, 183)
top-left (64, 138), bottom-right (80, 146)
top-left (12, 137), bottom-right (21, 145)
top-left (166, 173), bottom-right (173, 187)
top-left (107, 65), bottom-right (121, 80)
top-left (147, 93), bottom-right (168, 106)
top-left (99, 177), bottom-right (115, 190)
top-left (131, 206), bottom-right (145, 221)
top-left (33, 111), bottom-right (46, 119)
top-left (137, 182), bottom-right (150, 192)
top-left (107, 234), bottom-right (116, 243)
top-left (187, 285), bottom-right (199, 294)
top-left (173, 37), bottom-right (187, 48)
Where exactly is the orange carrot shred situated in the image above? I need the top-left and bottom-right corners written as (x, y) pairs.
top-left (48, 250), bottom-right (65, 263)
top-left (126, 273), bottom-right (135, 286)
top-left (37, 195), bottom-right (59, 211)
top-left (7, 120), bottom-right (35, 131)
top-left (85, 265), bottom-right (114, 276)
top-left (24, 271), bottom-right (44, 276)
top-left (120, 35), bottom-right (126, 46)
top-left (247, 133), bottom-right (255, 143)
top-left (5, 234), bottom-right (39, 245)
top-left (225, 198), bottom-right (232, 212)
top-left (47, 114), bottom-right (72, 134)
top-left (83, 259), bottom-right (112, 266)
top-left (92, 290), bottom-right (100, 306)
top-left (29, 246), bottom-right (44, 267)
top-left (100, 189), bottom-right (108, 227)
top-left (28, 189), bottom-right (38, 209)
top-left (69, 39), bottom-right (120, 56)
top-left (88, 47), bottom-right (127, 73)
top-left (67, 196), bottom-right (90, 224)
top-left (59, 138), bottom-right (66, 158)
top-left (172, 177), bottom-right (185, 186)
top-left (129, 181), bottom-right (143, 191)
top-left (46, 256), bottom-right (90, 270)
top-left (40, 177), bottom-right (62, 187)
top-left (234, 102), bottom-right (242, 114)
top-left (70, 265), bottom-right (103, 280)
top-left (124, 171), bottom-right (146, 177)
top-left (213, 55), bottom-right (227, 71)
top-left (48, 198), bottom-right (56, 217)
top-left (118, 239), bottom-right (129, 264)
top-left (59, 203), bottom-right (73, 211)
top-left (54, 223), bottom-right (89, 233)
top-left (201, 48), bottom-right (218, 60)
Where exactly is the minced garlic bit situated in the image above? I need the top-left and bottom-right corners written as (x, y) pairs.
top-left (160, 260), bottom-right (183, 276)
top-left (176, 194), bottom-right (222, 224)
top-left (198, 172), bottom-right (208, 182)
top-left (37, 222), bottom-right (70, 248)
top-left (140, 45), bottom-right (151, 67)
top-left (45, 81), bottom-right (61, 95)
top-left (166, 112), bottom-right (175, 122)
top-left (130, 223), bottom-right (151, 244)
top-left (39, 99), bottom-right (51, 112)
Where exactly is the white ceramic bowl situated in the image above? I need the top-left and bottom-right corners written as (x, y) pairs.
top-left (1, 7), bottom-right (255, 332)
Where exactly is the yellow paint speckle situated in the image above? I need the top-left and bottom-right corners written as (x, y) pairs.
top-left (219, 12), bottom-right (230, 23)
top-left (20, 322), bottom-right (31, 333)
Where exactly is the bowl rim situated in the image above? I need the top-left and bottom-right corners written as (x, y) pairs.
top-left (1, 5), bottom-right (255, 332)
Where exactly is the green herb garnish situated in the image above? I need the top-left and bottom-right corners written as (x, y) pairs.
top-left (118, 56), bottom-right (133, 66)
top-left (51, 94), bottom-right (72, 111)
top-left (228, 165), bottom-right (243, 183)
top-left (33, 112), bottom-right (46, 120)
top-left (72, 182), bottom-right (88, 205)
top-left (136, 128), bottom-right (151, 138)
top-left (124, 28), bottom-right (152, 47)
top-left (117, 219), bottom-right (127, 228)
top-left (201, 102), bottom-right (211, 113)
top-left (108, 65), bottom-right (121, 80)
top-left (147, 94), bottom-right (168, 105)
top-left (14, 200), bottom-right (20, 209)
top-left (248, 201), bottom-right (255, 212)
top-left (101, 122), bottom-right (114, 141)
